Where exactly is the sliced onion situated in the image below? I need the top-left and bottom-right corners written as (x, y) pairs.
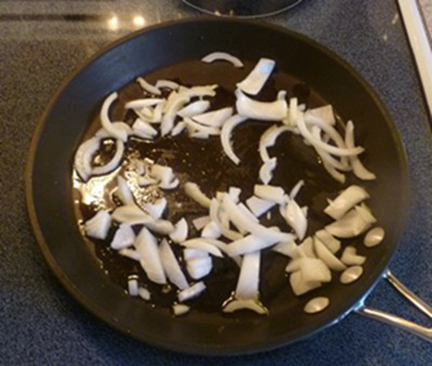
top-left (180, 85), bottom-right (218, 98)
top-left (311, 127), bottom-right (350, 171)
top-left (315, 230), bottom-right (341, 254)
top-left (288, 97), bottom-right (298, 127)
top-left (259, 157), bottom-right (277, 185)
top-left (184, 117), bottom-right (220, 135)
top-left (201, 221), bottom-right (222, 239)
top-left (155, 79), bottom-right (179, 90)
top-left (209, 198), bottom-right (243, 241)
top-left (187, 256), bottom-right (213, 280)
top-left (228, 187), bottom-right (241, 203)
top-left (192, 216), bottom-right (211, 230)
top-left (178, 100), bottom-right (210, 118)
top-left (150, 164), bottom-right (175, 187)
top-left (115, 176), bottom-right (134, 205)
top-left (91, 139), bottom-right (124, 176)
top-left (112, 204), bottom-right (151, 225)
top-left (138, 287), bottom-right (151, 301)
top-left (125, 98), bottom-right (164, 109)
top-left (325, 205), bottom-right (376, 238)
top-left (193, 107), bottom-right (233, 128)
top-left (128, 277), bottom-right (139, 296)
top-left (74, 137), bottom-right (100, 181)
top-left (272, 238), bottom-right (298, 258)
top-left (190, 131), bottom-right (210, 139)
top-left (223, 299), bottom-right (268, 314)
top-left (277, 90), bottom-right (287, 101)
top-left (341, 246), bottom-right (366, 266)
top-left (184, 182), bottom-right (211, 208)
top-left (237, 58), bottom-right (275, 95)
top-left (111, 223), bottom-right (135, 250)
top-left (283, 198), bottom-right (307, 240)
top-left (246, 196), bottom-right (275, 218)
top-left (159, 239), bottom-right (189, 290)
top-left (172, 303), bottom-right (190, 315)
top-left (226, 235), bottom-right (271, 257)
top-left (324, 185), bottom-right (370, 220)
top-left (290, 270), bottom-right (321, 296)
top-left (137, 77), bottom-right (161, 95)
top-left (161, 94), bottom-right (190, 136)
top-left (171, 121), bottom-right (186, 136)
top-left (202, 52), bottom-right (244, 68)
top-left (300, 258), bottom-right (332, 283)
top-left (237, 203), bottom-right (259, 224)
top-left (220, 114), bottom-right (248, 165)
top-left (314, 236), bottom-right (346, 271)
top-left (180, 238), bottom-right (224, 257)
top-left (345, 121), bottom-right (376, 180)
top-left (297, 237), bottom-right (315, 258)
top-left (178, 282), bottom-right (206, 302)
top-left (84, 210), bottom-right (112, 240)
top-left (135, 227), bottom-right (167, 284)
top-left (145, 219), bottom-right (175, 235)
top-left (183, 248), bottom-right (209, 261)
top-left (289, 180), bottom-right (304, 200)
top-left (132, 118), bottom-right (158, 139)
top-left (259, 125), bottom-right (291, 162)
top-left (142, 198), bottom-right (167, 220)
top-left (119, 248), bottom-right (142, 261)
top-left (254, 185), bottom-right (285, 205)
top-left (236, 89), bottom-right (287, 121)
top-left (100, 92), bottom-right (128, 142)
top-left (170, 218), bottom-right (189, 243)
top-left (236, 251), bottom-right (260, 299)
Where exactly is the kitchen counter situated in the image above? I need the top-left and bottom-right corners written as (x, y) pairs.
top-left (1, 1), bottom-right (431, 365)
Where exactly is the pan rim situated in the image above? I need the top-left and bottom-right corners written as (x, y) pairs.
top-left (25, 17), bottom-right (410, 356)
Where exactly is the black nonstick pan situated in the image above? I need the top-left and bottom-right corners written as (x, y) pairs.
top-left (26, 18), bottom-right (431, 355)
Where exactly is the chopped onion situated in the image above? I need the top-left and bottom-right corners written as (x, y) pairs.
top-left (236, 89), bottom-right (287, 121)
top-left (259, 157), bottom-right (277, 184)
top-left (178, 281), bottom-right (206, 302)
top-left (324, 185), bottom-right (370, 220)
top-left (100, 92), bottom-right (128, 142)
top-left (315, 230), bottom-right (341, 254)
top-left (138, 287), bottom-right (151, 300)
top-left (259, 125), bottom-right (291, 162)
top-left (111, 223), bottom-right (135, 250)
top-left (183, 248), bottom-right (209, 261)
top-left (283, 198), bottom-right (307, 240)
top-left (272, 238), bottom-right (298, 258)
top-left (345, 121), bottom-right (376, 180)
top-left (253, 185), bottom-right (285, 205)
top-left (112, 204), bottom-right (151, 225)
top-left (145, 219), bottom-right (175, 235)
top-left (190, 131), bottom-right (210, 139)
top-left (290, 270), bottom-right (321, 296)
top-left (209, 198), bottom-right (243, 241)
top-left (115, 176), bottom-right (134, 205)
top-left (85, 210), bottom-right (112, 240)
top-left (142, 198), bottom-right (167, 220)
top-left (128, 276), bottom-right (139, 296)
top-left (246, 196), bottom-right (275, 217)
top-left (74, 137), bottom-right (100, 181)
top-left (159, 239), bottom-right (189, 290)
top-left (226, 235), bottom-right (270, 257)
top-left (300, 258), bottom-right (332, 283)
top-left (91, 139), bottom-right (124, 176)
top-left (169, 218), bottom-right (189, 243)
top-left (155, 79), bottom-right (179, 90)
top-left (288, 97), bottom-right (298, 127)
top-left (150, 164), bottom-right (175, 187)
top-left (161, 93), bottom-right (190, 136)
top-left (305, 105), bottom-right (335, 126)
top-left (341, 246), bottom-right (366, 266)
top-left (297, 237), bottom-right (315, 258)
top-left (314, 236), bottom-right (346, 271)
top-left (202, 52), bottom-right (244, 68)
top-left (125, 98), bottom-right (164, 109)
top-left (220, 114), bottom-right (248, 165)
top-left (277, 90), bottom-right (287, 101)
top-left (137, 77), bottom-right (161, 95)
top-left (187, 256), bottom-right (213, 280)
top-left (180, 85), bottom-right (218, 98)
top-left (178, 100), bottom-right (210, 118)
top-left (184, 117), bottom-right (220, 135)
top-left (236, 251), bottom-right (260, 299)
top-left (193, 107), bottom-right (233, 128)
top-left (192, 216), bottom-right (211, 230)
top-left (132, 118), bottom-right (158, 139)
top-left (223, 299), bottom-right (268, 314)
top-left (119, 248), bottom-right (141, 261)
top-left (135, 227), bottom-right (167, 284)
top-left (180, 238), bottom-right (224, 258)
top-left (173, 303), bottom-right (190, 315)
top-left (237, 58), bottom-right (275, 95)
top-left (171, 121), bottom-right (186, 136)
top-left (184, 182), bottom-right (211, 208)
top-left (325, 205), bottom-right (376, 238)
top-left (228, 187), bottom-right (241, 202)
top-left (201, 221), bottom-right (222, 239)
top-left (289, 180), bottom-right (304, 200)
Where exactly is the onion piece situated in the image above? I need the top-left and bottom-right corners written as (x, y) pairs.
top-left (184, 117), bottom-right (220, 135)
top-left (226, 235), bottom-right (272, 257)
top-left (155, 79), bottom-right (179, 90)
top-left (259, 125), bottom-right (291, 162)
top-left (290, 270), bottom-right (321, 296)
top-left (180, 238), bottom-right (224, 258)
top-left (132, 118), bottom-right (158, 139)
top-left (91, 139), bottom-right (124, 176)
top-left (178, 282), bottom-right (206, 302)
top-left (150, 164), bottom-right (175, 187)
top-left (345, 121), bottom-right (376, 180)
top-left (192, 216), bottom-right (211, 230)
top-left (128, 276), bottom-right (139, 296)
top-left (236, 89), bottom-right (287, 121)
top-left (341, 246), bottom-right (366, 266)
top-left (288, 97), bottom-right (298, 127)
top-left (202, 52), bottom-right (244, 68)
top-left (314, 236), bottom-right (346, 271)
top-left (169, 218), bottom-right (189, 243)
top-left (223, 299), bottom-right (268, 314)
top-left (220, 114), bottom-right (248, 165)
top-left (137, 176), bottom-right (158, 187)
top-left (237, 58), bottom-right (275, 95)
top-left (209, 198), bottom-right (243, 241)
top-left (254, 185), bottom-right (285, 205)
top-left (125, 98), bottom-right (164, 109)
top-left (119, 248), bottom-right (141, 261)
top-left (115, 176), bottom-right (134, 205)
top-left (112, 204), bottom-right (151, 225)
top-left (289, 180), bottom-right (304, 200)
top-left (201, 221), bottom-right (222, 239)
top-left (297, 113), bottom-right (363, 157)
top-left (178, 100), bottom-right (210, 118)
top-left (277, 90), bottom-right (287, 101)
top-left (100, 92), bottom-right (128, 142)
top-left (135, 227), bottom-right (167, 284)
top-left (228, 187), bottom-right (241, 202)
top-left (159, 239), bottom-right (189, 290)
top-left (300, 258), bottom-right (332, 283)
top-left (315, 230), bottom-right (341, 254)
top-left (172, 303), bottom-right (190, 315)
top-left (305, 105), bottom-right (336, 126)
top-left (183, 248), bottom-right (209, 261)
top-left (272, 238), bottom-right (298, 258)
top-left (324, 185), bottom-right (370, 220)
top-left (187, 256), bottom-right (213, 280)
top-left (85, 210), bottom-right (112, 240)
top-left (180, 85), bottom-right (218, 98)
top-left (192, 107), bottom-right (233, 128)
top-left (74, 137), bottom-right (100, 181)
top-left (138, 287), bottom-right (151, 301)
top-left (325, 205), bottom-right (376, 238)
top-left (171, 121), bottom-right (186, 136)
top-left (137, 77), bottom-right (161, 95)
top-left (246, 196), bottom-right (275, 218)
top-left (144, 219), bottom-right (175, 235)
top-left (184, 182), bottom-right (211, 208)
top-left (283, 198), bottom-right (307, 240)
top-left (142, 198), bottom-right (167, 220)
top-left (297, 237), bottom-right (315, 258)
top-left (190, 131), bottom-right (210, 139)
top-left (161, 93), bottom-right (190, 136)
top-left (160, 178), bottom-right (179, 190)
top-left (259, 157), bottom-right (277, 185)
top-left (111, 223), bottom-right (135, 250)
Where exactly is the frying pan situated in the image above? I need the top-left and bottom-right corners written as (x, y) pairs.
top-left (25, 18), bottom-right (432, 355)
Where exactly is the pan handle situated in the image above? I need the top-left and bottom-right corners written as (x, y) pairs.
top-left (355, 270), bottom-right (432, 342)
